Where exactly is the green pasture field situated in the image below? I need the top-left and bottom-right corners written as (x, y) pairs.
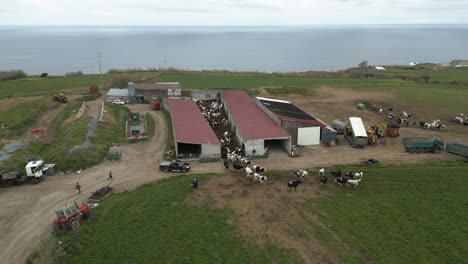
top-left (0, 99), bottom-right (49, 139)
top-left (28, 173), bottom-right (300, 264)
top-left (306, 163), bottom-right (468, 264)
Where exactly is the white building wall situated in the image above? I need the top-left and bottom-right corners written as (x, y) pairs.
top-left (201, 144), bottom-right (221, 159)
top-left (244, 139), bottom-right (266, 156)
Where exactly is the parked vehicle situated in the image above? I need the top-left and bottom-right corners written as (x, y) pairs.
top-left (345, 117), bottom-right (368, 148)
top-left (1, 159), bottom-right (55, 187)
top-left (112, 99), bottom-right (125, 105)
top-left (159, 160), bottom-right (191, 173)
top-left (445, 142), bottom-right (468, 158)
top-left (52, 202), bottom-right (94, 234)
top-left (402, 137), bottom-right (445, 153)
top-left (361, 159), bottom-right (380, 166)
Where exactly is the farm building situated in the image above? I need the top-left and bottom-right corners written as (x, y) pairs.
top-left (256, 97), bottom-right (336, 145)
top-left (105, 88), bottom-right (130, 103)
top-left (190, 90), bottom-right (220, 100)
top-left (128, 82), bottom-right (184, 99)
top-left (221, 90), bottom-right (291, 156)
top-left (163, 98), bottom-right (221, 160)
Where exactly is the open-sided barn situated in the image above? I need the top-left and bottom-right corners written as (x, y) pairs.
top-left (221, 90), bottom-right (291, 156)
top-left (163, 98), bottom-right (221, 160)
top-left (129, 82), bottom-right (184, 99)
top-left (256, 97), bottom-right (336, 145)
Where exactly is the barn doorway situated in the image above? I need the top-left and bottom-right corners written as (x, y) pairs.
top-left (177, 143), bottom-right (201, 159)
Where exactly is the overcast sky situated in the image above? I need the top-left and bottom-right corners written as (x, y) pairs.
top-left (1, 0), bottom-right (468, 25)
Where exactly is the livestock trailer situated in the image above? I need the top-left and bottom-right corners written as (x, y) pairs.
top-left (346, 117), bottom-right (368, 148)
top-left (445, 142), bottom-right (468, 158)
top-left (402, 137), bottom-right (445, 153)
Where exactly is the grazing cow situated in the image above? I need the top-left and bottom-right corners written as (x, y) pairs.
top-left (347, 179), bottom-right (362, 189)
top-left (320, 174), bottom-right (328, 185)
top-left (295, 170), bottom-right (308, 181)
top-left (190, 179), bottom-right (199, 189)
top-left (287, 180), bottom-right (302, 192)
top-left (253, 173), bottom-right (267, 184)
top-left (254, 165), bottom-right (266, 173)
top-left (319, 168), bottom-right (325, 177)
top-left (223, 160), bottom-right (230, 169)
top-left (353, 172), bottom-right (364, 180)
top-left (245, 167), bottom-right (253, 177)
top-left (336, 177), bottom-right (348, 185)
top-left (345, 172), bottom-right (353, 179)
top-left (331, 169), bottom-right (342, 178)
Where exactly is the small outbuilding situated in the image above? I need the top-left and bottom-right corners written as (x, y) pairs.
top-left (256, 97), bottom-right (336, 145)
top-left (128, 82), bottom-right (183, 99)
top-left (105, 88), bottom-right (130, 103)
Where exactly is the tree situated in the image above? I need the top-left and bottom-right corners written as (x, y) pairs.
top-left (358, 60), bottom-right (368, 68)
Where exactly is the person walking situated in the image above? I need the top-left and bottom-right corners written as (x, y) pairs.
top-left (75, 182), bottom-right (81, 194)
top-left (108, 171), bottom-right (113, 180)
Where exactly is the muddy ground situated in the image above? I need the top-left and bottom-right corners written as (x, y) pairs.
top-left (0, 87), bottom-right (466, 264)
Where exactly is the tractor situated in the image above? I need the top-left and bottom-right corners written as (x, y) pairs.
top-left (52, 202), bottom-right (94, 234)
top-left (52, 93), bottom-right (68, 103)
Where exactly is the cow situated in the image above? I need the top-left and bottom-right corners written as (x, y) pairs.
top-left (287, 180), bottom-right (302, 192)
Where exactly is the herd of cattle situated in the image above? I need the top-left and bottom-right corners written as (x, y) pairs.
top-left (370, 104), bottom-right (468, 130)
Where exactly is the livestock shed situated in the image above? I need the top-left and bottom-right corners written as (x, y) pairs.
top-left (163, 98), bottom-right (221, 160)
top-left (190, 90), bottom-right (220, 100)
top-left (256, 97), bottom-right (336, 145)
top-left (105, 88), bottom-right (130, 103)
top-left (128, 82), bottom-right (186, 99)
top-left (221, 90), bottom-right (291, 156)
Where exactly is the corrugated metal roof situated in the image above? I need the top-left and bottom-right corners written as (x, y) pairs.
top-left (165, 98), bottom-right (220, 145)
top-left (107, 88), bottom-right (129, 97)
top-left (223, 90), bottom-right (289, 140)
top-left (257, 97), bottom-right (326, 126)
top-left (135, 82), bottom-right (181, 90)
top-left (349, 117), bottom-right (367, 138)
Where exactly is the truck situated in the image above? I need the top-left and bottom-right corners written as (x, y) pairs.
top-left (402, 137), bottom-right (445, 154)
top-left (0, 159), bottom-right (55, 188)
top-left (345, 117), bottom-right (368, 148)
top-left (445, 142), bottom-right (468, 158)
top-left (159, 160), bottom-right (191, 173)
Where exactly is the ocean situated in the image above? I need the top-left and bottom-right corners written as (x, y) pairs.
top-left (1, 25), bottom-right (468, 75)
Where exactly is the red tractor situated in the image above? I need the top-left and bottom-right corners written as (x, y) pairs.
top-left (52, 202), bottom-right (94, 234)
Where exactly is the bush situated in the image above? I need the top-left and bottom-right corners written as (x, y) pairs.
top-left (0, 70), bottom-right (27, 81)
top-left (64, 71), bottom-right (84, 77)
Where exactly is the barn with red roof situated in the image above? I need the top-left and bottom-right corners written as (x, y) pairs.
top-left (163, 98), bottom-right (221, 160)
top-left (221, 90), bottom-right (291, 156)
top-left (256, 97), bottom-right (337, 145)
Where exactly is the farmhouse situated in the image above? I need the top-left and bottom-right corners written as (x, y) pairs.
top-left (256, 97), bottom-right (336, 145)
top-left (163, 98), bottom-right (221, 160)
top-left (105, 88), bottom-right (130, 103)
top-left (221, 90), bottom-right (291, 156)
top-left (128, 82), bottom-right (183, 99)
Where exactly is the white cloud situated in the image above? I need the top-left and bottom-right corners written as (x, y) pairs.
top-left (1, 0), bottom-right (468, 25)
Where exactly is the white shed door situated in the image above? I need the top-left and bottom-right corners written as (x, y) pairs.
top-left (298, 127), bottom-right (321, 145)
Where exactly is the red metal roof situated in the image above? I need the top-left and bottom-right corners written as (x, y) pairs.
top-left (135, 82), bottom-right (181, 90)
top-left (165, 98), bottom-right (219, 145)
top-left (222, 90), bottom-right (289, 140)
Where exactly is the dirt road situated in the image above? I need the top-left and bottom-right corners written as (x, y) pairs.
top-left (0, 106), bottom-right (220, 264)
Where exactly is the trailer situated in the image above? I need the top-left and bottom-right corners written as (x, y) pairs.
top-left (345, 117), bottom-right (368, 148)
top-left (445, 142), bottom-right (468, 158)
top-left (402, 137), bottom-right (445, 154)
top-left (88, 186), bottom-right (115, 203)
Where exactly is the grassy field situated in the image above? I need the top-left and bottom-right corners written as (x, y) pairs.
top-left (0, 99), bottom-right (49, 139)
top-left (162, 109), bottom-right (175, 160)
top-left (145, 112), bottom-right (155, 139)
top-left (29, 173), bottom-right (300, 264)
top-left (305, 163), bottom-right (468, 264)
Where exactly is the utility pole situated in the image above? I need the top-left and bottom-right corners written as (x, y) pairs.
top-left (164, 57), bottom-right (167, 69)
top-left (97, 52), bottom-right (104, 87)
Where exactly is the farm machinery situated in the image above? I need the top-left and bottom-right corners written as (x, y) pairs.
top-left (52, 93), bottom-right (68, 103)
top-left (366, 123), bottom-right (387, 145)
top-left (52, 202), bottom-right (94, 234)
top-left (345, 117), bottom-right (368, 148)
top-left (402, 137), bottom-right (445, 154)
